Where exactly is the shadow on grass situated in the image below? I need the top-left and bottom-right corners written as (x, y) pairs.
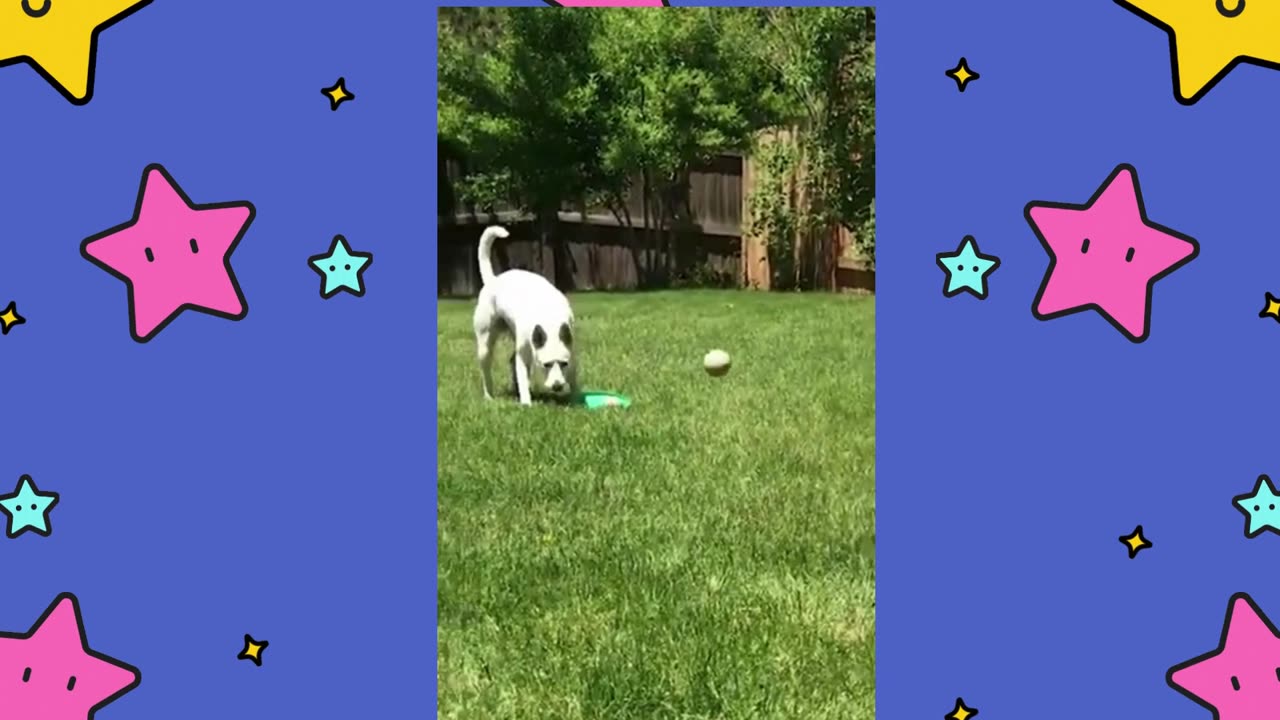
top-left (490, 388), bottom-right (599, 410)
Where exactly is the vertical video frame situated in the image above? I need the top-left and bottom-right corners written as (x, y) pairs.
top-left (436, 7), bottom-right (876, 718)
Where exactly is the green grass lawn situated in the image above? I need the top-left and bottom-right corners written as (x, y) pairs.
top-left (437, 290), bottom-right (875, 720)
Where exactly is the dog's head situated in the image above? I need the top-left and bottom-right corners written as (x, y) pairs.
top-left (531, 321), bottom-right (575, 397)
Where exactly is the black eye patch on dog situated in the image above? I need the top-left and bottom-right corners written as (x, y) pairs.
top-left (532, 325), bottom-right (547, 349)
top-left (559, 322), bottom-right (573, 347)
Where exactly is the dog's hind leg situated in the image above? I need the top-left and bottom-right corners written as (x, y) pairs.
top-left (513, 348), bottom-right (534, 406)
top-left (476, 329), bottom-right (498, 400)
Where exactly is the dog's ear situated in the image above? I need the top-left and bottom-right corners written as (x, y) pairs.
top-left (559, 322), bottom-right (573, 347)
top-left (532, 324), bottom-right (547, 349)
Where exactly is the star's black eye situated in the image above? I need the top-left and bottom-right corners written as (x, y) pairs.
top-left (22, 667), bottom-right (30, 683)
top-left (66, 676), bottom-right (76, 691)
top-left (1125, 247), bottom-right (1135, 263)
top-left (21, 0), bottom-right (51, 19)
top-left (1081, 238), bottom-right (1090, 254)
top-left (145, 247), bottom-right (155, 263)
top-left (1232, 675), bottom-right (1241, 691)
top-left (189, 238), bottom-right (199, 254)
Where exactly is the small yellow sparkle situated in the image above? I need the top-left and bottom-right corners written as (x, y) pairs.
top-left (945, 57), bottom-right (980, 93)
top-left (321, 77), bottom-right (355, 111)
top-left (0, 301), bottom-right (25, 335)
top-left (237, 634), bottom-right (269, 666)
top-left (946, 696), bottom-right (978, 720)
top-left (1119, 525), bottom-right (1153, 559)
top-left (1261, 292), bottom-right (1280, 322)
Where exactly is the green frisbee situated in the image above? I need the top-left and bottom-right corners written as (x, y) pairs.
top-left (577, 390), bottom-right (632, 410)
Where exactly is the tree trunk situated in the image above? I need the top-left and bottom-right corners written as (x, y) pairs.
top-left (611, 198), bottom-right (643, 290)
top-left (797, 141), bottom-right (809, 290)
top-left (641, 169), bottom-right (652, 287)
top-left (783, 135), bottom-right (799, 291)
top-left (537, 208), bottom-right (571, 291)
top-left (670, 214), bottom-right (679, 285)
top-left (655, 191), bottom-right (667, 286)
top-left (665, 175), bottom-right (680, 284)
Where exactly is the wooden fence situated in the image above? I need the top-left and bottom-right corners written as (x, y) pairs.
top-left (741, 129), bottom-right (875, 294)
top-left (437, 147), bottom-right (873, 297)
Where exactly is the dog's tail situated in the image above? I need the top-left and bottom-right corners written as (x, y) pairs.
top-left (478, 225), bottom-right (509, 287)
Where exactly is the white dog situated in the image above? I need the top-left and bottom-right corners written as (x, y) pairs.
top-left (472, 225), bottom-right (578, 405)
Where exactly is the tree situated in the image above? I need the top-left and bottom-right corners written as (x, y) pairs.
top-left (438, 8), bottom-right (875, 291)
top-left (746, 7), bottom-right (877, 284)
top-left (438, 9), bottom-right (608, 289)
top-left (592, 9), bottom-right (787, 284)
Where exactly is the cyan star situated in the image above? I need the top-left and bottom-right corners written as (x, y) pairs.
top-left (0, 474), bottom-right (59, 538)
top-left (1234, 474), bottom-right (1280, 538)
top-left (937, 236), bottom-right (1000, 299)
top-left (308, 235), bottom-right (372, 299)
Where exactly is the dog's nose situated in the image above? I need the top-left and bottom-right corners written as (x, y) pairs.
top-left (551, 382), bottom-right (565, 393)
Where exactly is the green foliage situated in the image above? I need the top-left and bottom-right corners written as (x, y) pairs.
top-left (856, 204), bottom-right (876, 268)
top-left (437, 8), bottom-right (876, 283)
top-left (593, 10), bottom-right (786, 185)
top-left (746, 8), bottom-right (877, 274)
top-left (748, 141), bottom-right (800, 289)
top-left (438, 9), bottom-right (607, 214)
top-left (671, 260), bottom-right (736, 289)
top-left (588, 9), bottom-right (791, 284)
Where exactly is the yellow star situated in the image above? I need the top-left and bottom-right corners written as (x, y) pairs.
top-left (1116, 0), bottom-right (1280, 104)
top-left (1261, 292), bottom-right (1280, 322)
top-left (0, 301), bottom-right (24, 335)
top-left (0, 0), bottom-right (152, 104)
top-left (237, 634), bottom-right (269, 666)
top-left (945, 697), bottom-right (978, 720)
top-left (321, 77), bottom-right (355, 111)
top-left (1119, 524), bottom-right (1153, 559)
top-left (945, 57), bottom-right (980, 93)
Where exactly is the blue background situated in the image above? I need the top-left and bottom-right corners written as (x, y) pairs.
top-left (878, 0), bottom-right (1280, 718)
top-left (5, 0), bottom-right (1259, 718)
top-left (0, 1), bottom-right (434, 716)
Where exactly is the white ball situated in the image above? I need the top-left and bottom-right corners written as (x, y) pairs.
top-left (703, 349), bottom-right (731, 377)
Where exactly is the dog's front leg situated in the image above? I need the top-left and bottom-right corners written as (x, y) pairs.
top-left (566, 362), bottom-right (581, 396)
top-left (513, 350), bottom-right (534, 406)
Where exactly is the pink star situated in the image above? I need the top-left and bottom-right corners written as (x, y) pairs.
top-left (0, 593), bottom-right (140, 719)
top-left (1024, 163), bottom-right (1199, 343)
top-left (81, 164), bottom-right (256, 343)
top-left (1169, 593), bottom-right (1280, 720)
